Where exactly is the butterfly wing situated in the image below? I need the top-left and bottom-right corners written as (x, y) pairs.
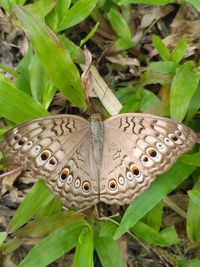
top-left (99, 113), bottom-right (197, 205)
top-left (0, 115), bottom-right (99, 210)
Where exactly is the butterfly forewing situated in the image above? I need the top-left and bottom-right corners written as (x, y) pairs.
top-left (99, 113), bottom-right (197, 205)
top-left (0, 115), bottom-right (99, 210)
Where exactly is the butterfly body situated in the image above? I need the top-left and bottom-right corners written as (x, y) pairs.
top-left (90, 114), bottom-right (104, 172)
top-left (0, 113), bottom-right (197, 210)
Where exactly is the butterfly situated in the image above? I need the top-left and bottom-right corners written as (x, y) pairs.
top-left (0, 113), bottom-right (197, 210)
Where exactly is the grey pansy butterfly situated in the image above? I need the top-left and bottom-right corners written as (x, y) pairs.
top-left (0, 113), bottom-right (197, 210)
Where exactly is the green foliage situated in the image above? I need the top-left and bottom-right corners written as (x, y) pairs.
top-left (18, 220), bottom-right (88, 267)
top-left (107, 8), bottom-right (134, 50)
top-left (8, 180), bottom-right (54, 232)
top-left (94, 221), bottom-right (124, 267)
top-left (146, 36), bottom-right (200, 121)
top-left (15, 6), bottom-right (87, 110)
top-left (186, 0), bottom-right (200, 12)
top-left (187, 179), bottom-right (200, 243)
top-left (0, 74), bottom-right (48, 123)
top-left (132, 223), bottom-right (179, 246)
top-left (73, 226), bottom-right (94, 267)
top-left (170, 61), bottom-right (199, 121)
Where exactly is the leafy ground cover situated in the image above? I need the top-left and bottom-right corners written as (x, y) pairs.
top-left (0, 1), bottom-right (200, 266)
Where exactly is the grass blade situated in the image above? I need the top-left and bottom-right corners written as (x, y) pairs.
top-left (114, 161), bottom-right (195, 240)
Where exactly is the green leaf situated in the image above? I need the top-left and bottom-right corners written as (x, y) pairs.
top-left (186, 0), bottom-right (200, 12)
top-left (28, 54), bottom-right (56, 109)
top-left (187, 257), bottom-right (200, 267)
top-left (180, 152), bottom-right (200, 167)
top-left (0, 63), bottom-right (18, 78)
top-left (170, 61), bottom-right (199, 121)
top-left (0, 239), bottom-right (21, 254)
top-left (152, 35), bottom-right (170, 61)
top-left (188, 190), bottom-right (200, 208)
top-left (46, 0), bottom-right (70, 31)
top-left (25, 0), bottom-right (57, 19)
top-left (139, 88), bottom-right (160, 112)
top-left (14, 211), bottom-right (84, 238)
top-left (79, 22), bottom-right (99, 48)
top-left (187, 179), bottom-right (200, 243)
top-left (0, 74), bottom-right (48, 123)
top-left (114, 161), bottom-right (195, 240)
top-left (115, 87), bottom-right (135, 104)
top-left (0, 0), bottom-right (12, 11)
top-left (14, 6), bottom-right (87, 110)
top-left (142, 201), bottom-right (163, 232)
top-left (94, 221), bottom-right (124, 267)
top-left (120, 95), bottom-right (140, 113)
top-left (57, 0), bottom-right (99, 31)
top-left (186, 84), bottom-right (200, 121)
top-left (108, 8), bottom-right (133, 50)
top-left (0, 232), bottom-right (7, 245)
top-left (132, 222), bottom-right (179, 246)
top-left (120, 88), bottom-right (160, 113)
top-left (148, 62), bottom-right (177, 74)
top-left (9, 180), bottom-right (53, 232)
top-left (170, 40), bottom-right (187, 64)
top-left (59, 35), bottom-right (84, 63)
top-left (15, 45), bottom-right (33, 95)
top-left (14, 0), bottom-right (27, 5)
top-left (73, 226), bottom-right (94, 267)
top-left (35, 197), bottom-right (63, 220)
top-left (18, 220), bottom-right (87, 267)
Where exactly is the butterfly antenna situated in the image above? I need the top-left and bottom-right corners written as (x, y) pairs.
top-left (0, 165), bottom-right (23, 180)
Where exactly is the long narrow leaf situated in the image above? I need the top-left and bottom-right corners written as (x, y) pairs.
top-left (187, 179), bottom-right (200, 243)
top-left (18, 220), bottom-right (87, 267)
top-left (94, 221), bottom-right (124, 267)
top-left (9, 180), bottom-right (53, 232)
top-left (170, 61), bottom-right (199, 121)
top-left (73, 226), bottom-right (94, 267)
top-left (14, 211), bottom-right (83, 238)
top-left (188, 190), bottom-right (200, 208)
top-left (132, 222), bottom-right (179, 246)
top-left (0, 74), bottom-right (48, 123)
top-left (57, 0), bottom-right (98, 31)
top-left (114, 161), bottom-right (195, 240)
top-left (14, 6), bottom-right (87, 110)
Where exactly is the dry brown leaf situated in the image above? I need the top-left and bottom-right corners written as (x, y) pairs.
top-left (106, 56), bottom-right (140, 67)
top-left (139, 6), bottom-right (174, 29)
top-left (163, 5), bottom-right (200, 56)
top-left (81, 47), bottom-right (93, 102)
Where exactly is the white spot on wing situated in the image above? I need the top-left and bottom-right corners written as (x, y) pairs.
top-left (118, 176), bottom-right (125, 185)
top-left (126, 171), bottom-right (133, 181)
top-left (22, 141), bottom-right (33, 151)
top-left (156, 142), bottom-right (167, 153)
top-left (74, 178), bottom-right (81, 188)
top-left (30, 145), bottom-right (42, 157)
top-left (67, 174), bottom-right (73, 184)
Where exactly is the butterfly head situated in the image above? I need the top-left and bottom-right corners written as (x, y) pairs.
top-left (91, 114), bottom-right (102, 122)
